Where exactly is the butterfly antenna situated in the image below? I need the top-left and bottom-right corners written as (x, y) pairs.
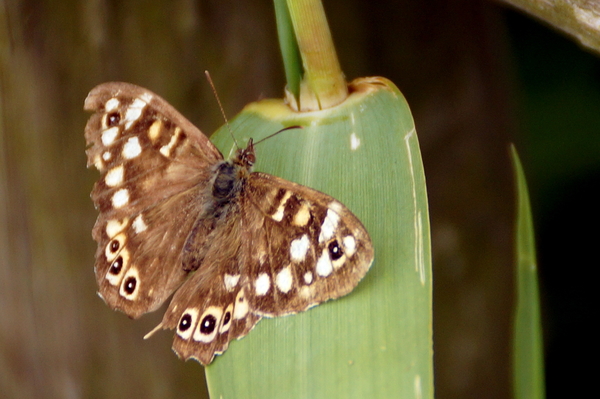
top-left (253, 125), bottom-right (303, 146)
top-left (205, 70), bottom-right (239, 149)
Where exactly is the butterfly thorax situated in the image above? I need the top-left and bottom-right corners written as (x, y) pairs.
top-left (211, 139), bottom-right (256, 205)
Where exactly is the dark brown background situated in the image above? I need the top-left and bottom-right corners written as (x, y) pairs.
top-left (1, 1), bottom-right (596, 398)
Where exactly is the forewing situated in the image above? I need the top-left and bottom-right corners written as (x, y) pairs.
top-left (84, 82), bottom-right (223, 318)
top-left (241, 172), bottom-right (374, 317)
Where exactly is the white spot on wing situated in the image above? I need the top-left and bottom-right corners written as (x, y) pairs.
top-left (140, 92), bottom-right (153, 103)
top-left (290, 234), bottom-right (310, 262)
top-left (148, 119), bottom-right (162, 142)
top-left (102, 151), bottom-right (111, 161)
top-left (255, 273), bottom-right (271, 296)
top-left (304, 271), bottom-right (313, 285)
top-left (224, 274), bottom-right (240, 292)
top-left (124, 98), bottom-right (147, 129)
top-left (105, 165), bottom-right (124, 187)
top-left (343, 235), bottom-right (357, 257)
top-left (132, 214), bottom-right (147, 234)
top-left (101, 126), bottom-right (119, 146)
top-left (293, 202), bottom-right (311, 226)
top-left (329, 201), bottom-right (343, 213)
top-left (318, 208), bottom-right (341, 243)
top-left (275, 266), bottom-right (293, 293)
top-left (105, 218), bottom-right (129, 238)
top-left (159, 127), bottom-right (182, 157)
top-left (233, 290), bottom-right (249, 319)
top-left (112, 188), bottom-right (129, 208)
top-left (93, 155), bottom-right (104, 171)
top-left (105, 97), bottom-right (120, 112)
top-left (271, 209), bottom-right (284, 222)
top-left (316, 250), bottom-right (333, 277)
top-left (299, 285), bottom-right (315, 299)
top-left (271, 191), bottom-right (292, 222)
top-left (271, 208), bottom-right (284, 222)
top-left (123, 136), bottom-right (142, 159)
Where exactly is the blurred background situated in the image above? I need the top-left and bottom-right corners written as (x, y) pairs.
top-left (1, 0), bottom-right (596, 398)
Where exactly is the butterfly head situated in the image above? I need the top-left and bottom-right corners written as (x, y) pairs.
top-left (231, 126), bottom-right (301, 171)
top-left (233, 138), bottom-right (256, 170)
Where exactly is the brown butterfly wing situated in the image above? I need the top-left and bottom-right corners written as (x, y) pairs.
top-left (241, 173), bottom-right (374, 317)
top-left (84, 82), bottom-right (223, 318)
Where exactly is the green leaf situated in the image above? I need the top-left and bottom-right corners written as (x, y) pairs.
top-left (511, 145), bottom-right (546, 399)
top-left (205, 77), bottom-right (433, 398)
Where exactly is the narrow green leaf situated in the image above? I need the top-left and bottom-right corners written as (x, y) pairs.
top-left (274, 0), bottom-right (302, 101)
top-left (205, 77), bottom-right (433, 399)
top-left (511, 145), bottom-right (545, 399)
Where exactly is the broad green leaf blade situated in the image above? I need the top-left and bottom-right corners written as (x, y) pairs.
top-left (206, 77), bottom-right (432, 399)
top-left (511, 146), bottom-right (545, 399)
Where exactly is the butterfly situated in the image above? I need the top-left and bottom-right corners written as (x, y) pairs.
top-left (84, 82), bottom-right (374, 365)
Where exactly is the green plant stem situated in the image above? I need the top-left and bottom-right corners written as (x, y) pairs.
top-left (274, 0), bottom-right (302, 101)
top-left (285, 0), bottom-right (347, 110)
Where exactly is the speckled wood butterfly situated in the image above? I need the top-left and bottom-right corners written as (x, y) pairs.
top-left (84, 82), bottom-right (373, 364)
